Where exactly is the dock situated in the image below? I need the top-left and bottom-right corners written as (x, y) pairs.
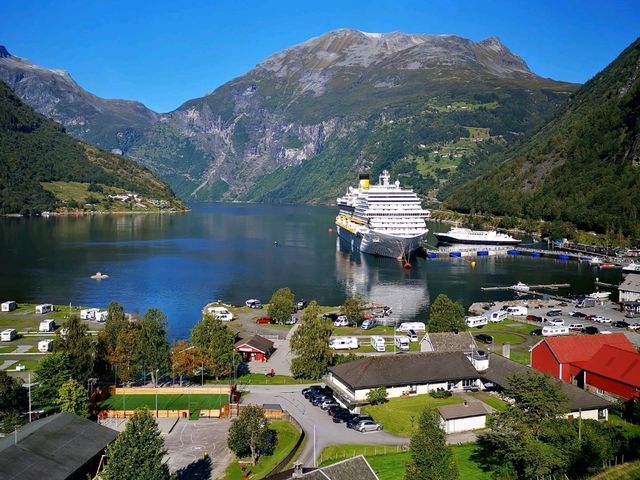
top-left (481, 283), bottom-right (571, 292)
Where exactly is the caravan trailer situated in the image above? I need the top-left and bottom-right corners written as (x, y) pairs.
top-left (1, 301), bottom-right (17, 312)
top-left (38, 319), bottom-right (56, 332)
top-left (489, 311), bottom-right (508, 322)
top-left (466, 316), bottom-right (489, 328)
top-left (1, 329), bottom-right (17, 342)
top-left (542, 325), bottom-right (570, 337)
top-left (506, 306), bottom-right (528, 316)
top-left (397, 322), bottom-right (426, 333)
top-left (38, 340), bottom-right (53, 352)
top-left (329, 336), bottom-right (359, 350)
top-left (370, 336), bottom-right (386, 352)
top-left (95, 311), bottom-right (108, 322)
top-left (80, 308), bottom-right (100, 320)
top-left (35, 304), bottom-right (54, 315)
top-left (207, 306), bottom-right (234, 321)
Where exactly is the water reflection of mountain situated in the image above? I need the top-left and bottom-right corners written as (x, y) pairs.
top-left (335, 237), bottom-right (430, 322)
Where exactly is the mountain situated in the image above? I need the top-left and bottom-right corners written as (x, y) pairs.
top-left (0, 80), bottom-right (183, 214)
top-left (1, 32), bottom-right (578, 202)
top-left (445, 37), bottom-right (640, 237)
top-left (0, 46), bottom-right (158, 153)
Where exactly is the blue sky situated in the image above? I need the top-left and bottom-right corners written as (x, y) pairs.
top-left (2, 0), bottom-right (638, 112)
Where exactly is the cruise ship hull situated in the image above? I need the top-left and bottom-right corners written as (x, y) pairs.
top-left (433, 233), bottom-right (521, 246)
top-left (337, 225), bottom-right (426, 259)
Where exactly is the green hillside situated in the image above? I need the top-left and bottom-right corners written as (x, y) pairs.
top-left (0, 81), bottom-right (184, 215)
top-left (445, 38), bottom-right (640, 238)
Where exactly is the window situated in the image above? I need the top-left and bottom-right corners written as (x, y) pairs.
top-left (462, 379), bottom-right (475, 389)
top-left (409, 385), bottom-right (417, 393)
top-left (598, 409), bottom-right (607, 420)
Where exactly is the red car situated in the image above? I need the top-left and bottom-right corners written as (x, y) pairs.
top-left (255, 316), bottom-right (273, 324)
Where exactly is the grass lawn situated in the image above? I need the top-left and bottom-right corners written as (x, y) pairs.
top-left (232, 373), bottom-right (312, 385)
top-left (465, 391), bottom-right (508, 412)
top-left (363, 394), bottom-right (464, 437)
top-left (608, 415), bottom-right (640, 436)
top-left (588, 461), bottom-right (640, 479)
top-left (12, 360), bottom-right (40, 371)
top-left (318, 443), bottom-right (490, 480)
top-left (100, 394), bottom-right (228, 412)
top-left (508, 349), bottom-right (530, 366)
top-left (223, 420), bottom-right (300, 479)
top-left (0, 345), bottom-right (16, 353)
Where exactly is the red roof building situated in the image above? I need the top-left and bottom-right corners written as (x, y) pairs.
top-left (530, 334), bottom-right (640, 401)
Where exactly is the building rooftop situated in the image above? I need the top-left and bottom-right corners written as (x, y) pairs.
top-left (483, 353), bottom-right (611, 412)
top-left (531, 334), bottom-right (635, 364)
top-left (438, 401), bottom-right (492, 420)
top-left (0, 412), bottom-right (117, 480)
top-left (421, 331), bottom-right (476, 353)
top-left (620, 274), bottom-right (640, 293)
top-left (234, 334), bottom-right (274, 354)
top-left (329, 351), bottom-right (479, 390)
top-left (573, 345), bottom-right (640, 388)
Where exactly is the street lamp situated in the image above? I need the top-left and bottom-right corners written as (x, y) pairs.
top-left (155, 369), bottom-right (159, 418)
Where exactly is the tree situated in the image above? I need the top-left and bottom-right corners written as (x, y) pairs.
top-left (103, 408), bottom-right (170, 480)
top-left (190, 314), bottom-right (235, 380)
top-left (290, 301), bottom-right (334, 379)
top-left (33, 352), bottom-right (73, 412)
top-left (171, 340), bottom-right (206, 386)
top-left (110, 327), bottom-right (138, 383)
top-left (56, 378), bottom-right (89, 417)
top-left (0, 371), bottom-right (27, 433)
top-left (428, 294), bottom-right (466, 333)
top-left (227, 405), bottom-right (273, 466)
top-left (366, 387), bottom-right (388, 405)
top-left (135, 308), bottom-right (171, 385)
top-left (56, 315), bottom-right (94, 383)
top-left (479, 372), bottom-right (570, 480)
top-left (99, 301), bottom-right (129, 360)
top-left (405, 408), bottom-right (458, 480)
top-left (267, 287), bottom-right (296, 324)
top-left (342, 295), bottom-right (365, 325)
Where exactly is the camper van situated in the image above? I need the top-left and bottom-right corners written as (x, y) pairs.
top-left (35, 304), bottom-right (54, 315)
top-left (466, 316), bottom-right (488, 328)
top-left (329, 336), bottom-right (359, 350)
top-left (95, 311), bottom-right (108, 322)
top-left (576, 297), bottom-right (596, 308)
top-left (207, 306), bottom-right (234, 321)
top-left (1, 301), bottom-right (17, 312)
top-left (397, 322), bottom-right (426, 333)
top-left (542, 325), bottom-right (570, 337)
top-left (370, 336), bottom-right (386, 352)
top-left (489, 311), bottom-right (508, 323)
top-left (506, 306), bottom-right (528, 316)
top-left (394, 336), bottom-right (410, 351)
top-left (38, 339), bottom-right (53, 352)
top-left (80, 308), bottom-right (100, 320)
top-left (1, 329), bottom-right (17, 342)
top-left (38, 319), bottom-right (56, 333)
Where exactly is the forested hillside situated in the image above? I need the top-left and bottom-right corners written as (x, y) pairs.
top-left (0, 81), bottom-right (182, 214)
top-left (445, 38), bottom-right (640, 238)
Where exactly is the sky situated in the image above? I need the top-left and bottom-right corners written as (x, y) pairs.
top-left (1, 0), bottom-right (639, 112)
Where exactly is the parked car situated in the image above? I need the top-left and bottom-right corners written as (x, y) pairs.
top-left (333, 411), bottom-right (355, 423)
top-left (334, 317), bottom-right (349, 327)
top-left (312, 395), bottom-right (331, 406)
top-left (612, 321), bottom-right (630, 328)
top-left (527, 314), bottom-right (543, 322)
top-left (475, 334), bottom-right (493, 344)
top-left (569, 323), bottom-right (584, 331)
top-left (245, 299), bottom-right (262, 309)
top-left (361, 319), bottom-right (375, 330)
top-left (582, 326), bottom-right (599, 335)
top-left (255, 316), bottom-right (272, 324)
top-left (593, 316), bottom-right (612, 324)
top-left (569, 311), bottom-right (587, 318)
top-left (547, 318), bottom-right (565, 326)
top-left (407, 329), bottom-right (418, 342)
top-left (302, 385), bottom-right (323, 396)
top-left (627, 323), bottom-right (640, 331)
top-left (357, 420), bottom-right (383, 432)
top-left (546, 309), bottom-right (563, 317)
top-left (297, 300), bottom-right (309, 310)
top-left (286, 314), bottom-right (298, 325)
top-left (347, 415), bottom-right (373, 429)
top-left (320, 400), bottom-right (339, 410)
top-left (530, 328), bottom-right (543, 336)
top-left (323, 312), bottom-right (340, 321)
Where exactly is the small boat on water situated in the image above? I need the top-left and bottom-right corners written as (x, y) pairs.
top-left (511, 282), bottom-right (530, 293)
top-left (622, 262), bottom-right (640, 274)
top-left (90, 272), bottom-right (109, 280)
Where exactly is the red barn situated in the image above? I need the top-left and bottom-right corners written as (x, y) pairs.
top-left (573, 345), bottom-right (640, 400)
top-left (234, 335), bottom-right (274, 362)
top-left (530, 334), bottom-right (639, 401)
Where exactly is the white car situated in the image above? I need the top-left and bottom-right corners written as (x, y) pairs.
top-left (245, 299), bottom-right (262, 309)
top-left (334, 317), bottom-right (349, 327)
top-left (627, 323), bottom-right (640, 331)
top-left (568, 323), bottom-right (584, 331)
top-left (593, 316), bottom-right (611, 324)
top-left (547, 318), bottom-right (565, 326)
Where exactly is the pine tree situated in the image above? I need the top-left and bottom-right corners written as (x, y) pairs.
top-left (103, 408), bottom-right (171, 480)
top-left (405, 408), bottom-right (458, 480)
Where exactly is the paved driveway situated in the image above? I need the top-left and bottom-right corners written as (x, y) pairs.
top-left (243, 385), bottom-right (408, 467)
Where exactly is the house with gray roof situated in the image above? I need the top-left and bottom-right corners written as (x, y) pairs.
top-left (269, 455), bottom-right (379, 480)
top-left (619, 274), bottom-right (640, 302)
top-left (0, 412), bottom-right (117, 480)
top-left (421, 331), bottom-right (476, 353)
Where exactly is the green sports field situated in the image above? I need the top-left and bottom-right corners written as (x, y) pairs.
top-left (100, 394), bottom-right (228, 411)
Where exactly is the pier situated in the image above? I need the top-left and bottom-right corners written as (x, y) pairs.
top-left (481, 283), bottom-right (571, 292)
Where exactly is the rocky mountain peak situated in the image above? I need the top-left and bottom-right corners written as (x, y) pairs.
top-left (0, 46), bottom-right (11, 58)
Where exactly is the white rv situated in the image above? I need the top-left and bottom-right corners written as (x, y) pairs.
top-left (207, 306), bottom-right (234, 321)
top-left (1, 329), bottom-right (17, 342)
top-left (1, 301), bottom-right (17, 312)
top-left (506, 306), bottom-right (528, 316)
top-left (542, 325), bottom-right (570, 337)
top-left (489, 311), bottom-right (508, 322)
top-left (370, 336), bottom-right (386, 352)
top-left (95, 311), bottom-right (108, 322)
top-left (397, 322), bottom-right (426, 333)
top-left (38, 319), bottom-right (56, 332)
top-left (329, 336), bottom-right (359, 350)
top-left (466, 316), bottom-right (488, 328)
top-left (394, 336), bottom-right (410, 351)
top-left (80, 308), bottom-right (100, 320)
top-left (38, 339), bottom-right (53, 352)
top-left (35, 304), bottom-right (54, 314)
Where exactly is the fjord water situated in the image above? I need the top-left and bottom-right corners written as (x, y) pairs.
top-left (0, 203), bottom-right (620, 339)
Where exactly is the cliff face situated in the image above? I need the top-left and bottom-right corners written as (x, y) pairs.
top-left (1, 31), bottom-right (577, 202)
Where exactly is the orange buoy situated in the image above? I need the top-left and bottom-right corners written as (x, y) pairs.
top-left (402, 259), bottom-right (412, 269)
top-left (328, 228), bottom-right (333, 233)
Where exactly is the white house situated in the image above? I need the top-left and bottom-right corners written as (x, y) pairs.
top-left (438, 401), bottom-right (492, 433)
top-left (619, 275), bottom-right (640, 303)
top-left (1, 301), bottom-right (17, 312)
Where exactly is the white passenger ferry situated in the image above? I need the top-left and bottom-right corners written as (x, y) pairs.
top-left (434, 227), bottom-right (521, 245)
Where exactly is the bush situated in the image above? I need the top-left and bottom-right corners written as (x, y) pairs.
top-left (429, 390), bottom-right (452, 399)
top-left (367, 387), bottom-right (388, 405)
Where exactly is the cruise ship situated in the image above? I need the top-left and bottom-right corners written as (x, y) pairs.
top-left (434, 227), bottom-right (521, 245)
top-left (335, 171), bottom-right (431, 259)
